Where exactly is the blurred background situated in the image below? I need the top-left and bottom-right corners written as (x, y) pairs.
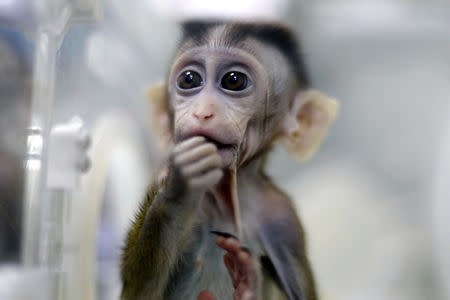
top-left (0, 0), bottom-right (449, 299)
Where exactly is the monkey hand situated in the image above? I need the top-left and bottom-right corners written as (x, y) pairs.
top-left (197, 235), bottom-right (261, 300)
top-left (169, 136), bottom-right (223, 194)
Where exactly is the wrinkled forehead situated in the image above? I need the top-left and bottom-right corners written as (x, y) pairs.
top-left (175, 25), bottom-right (292, 87)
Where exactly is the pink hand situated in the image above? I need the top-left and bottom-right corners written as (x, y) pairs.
top-left (197, 236), bottom-right (259, 300)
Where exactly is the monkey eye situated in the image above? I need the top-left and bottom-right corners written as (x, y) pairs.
top-left (177, 70), bottom-right (203, 90)
top-left (220, 71), bottom-right (249, 91)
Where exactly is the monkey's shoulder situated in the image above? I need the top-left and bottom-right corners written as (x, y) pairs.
top-left (252, 179), bottom-right (307, 247)
top-left (257, 180), bottom-right (299, 221)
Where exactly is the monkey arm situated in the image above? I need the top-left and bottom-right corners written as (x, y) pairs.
top-left (259, 218), bottom-right (318, 300)
top-left (120, 179), bottom-right (200, 300)
top-left (121, 137), bottom-right (223, 299)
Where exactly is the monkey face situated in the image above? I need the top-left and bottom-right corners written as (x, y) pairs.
top-left (147, 25), bottom-right (337, 167)
top-left (168, 46), bottom-right (275, 169)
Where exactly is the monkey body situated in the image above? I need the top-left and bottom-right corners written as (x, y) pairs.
top-left (122, 160), bottom-right (313, 300)
top-left (121, 22), bottom-right (338, 300)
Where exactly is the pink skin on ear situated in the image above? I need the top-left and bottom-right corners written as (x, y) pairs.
top-left (280, 90), bottom-right (338, 161)
top-left (197, 236), bottom-right (258, 300)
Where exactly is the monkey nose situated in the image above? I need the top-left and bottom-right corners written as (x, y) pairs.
top-left (193, 108), bottom-right (215, 120)
top-left (195, 112), bottom-right (213, 120)
top-left (193, 100), bottom-right (217, 121)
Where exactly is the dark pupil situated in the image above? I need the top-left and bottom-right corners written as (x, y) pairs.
top-left (185, 73), bottom-right (193, 83)
top-left (178, 71), bottom-right (202, 89)
top-left (221, 72), bottom-right (248, 91)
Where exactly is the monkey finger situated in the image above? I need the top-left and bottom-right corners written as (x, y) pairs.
top-left (224, 253), bottom-right (239, 288)
top-left (216, 237), bottom-right (241, 258)
top-left (197, 290), bottom-right (218, 300)
top-left (181, 154), bottom-right (222, 177)
top-left (241, 290), bottom-right (255, 300)
top-left (175, 143), bottom-right (218, 166)
top-left (234, 282), bottom-right (254, 300)
top-left (216, 236), bottom-right (240, 273)
top-left (233, 283), bottom-right (255, 300)
top-left (173, 136), bottom-right (206, 155)
top-left (188, 169), bottom-right (223, 190)
top-left (237, 251), bottom-right (258, 290)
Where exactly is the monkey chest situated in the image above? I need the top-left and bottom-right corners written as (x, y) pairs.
top-left (165, 233), bottom-right (235, 300)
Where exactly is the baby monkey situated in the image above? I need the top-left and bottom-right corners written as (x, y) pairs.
top-left (121, 21), bottom-right (338, 300)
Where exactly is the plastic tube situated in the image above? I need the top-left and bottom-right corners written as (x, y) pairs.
top-left (22, 31), bottom-right (59, 267)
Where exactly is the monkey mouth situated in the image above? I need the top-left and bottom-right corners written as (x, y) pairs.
top-left (203, 136), bottom-right (236, 151)
top-left (180, 131), bottom-right (238, 160)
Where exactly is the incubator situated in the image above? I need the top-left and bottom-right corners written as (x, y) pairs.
top-left (0, 0), bottom-right (449, 299)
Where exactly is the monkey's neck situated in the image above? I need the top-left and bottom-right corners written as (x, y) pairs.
top-left (210, 170), bottom-right (235, 219)
top-left (209, 157), bottom-right (264, 233)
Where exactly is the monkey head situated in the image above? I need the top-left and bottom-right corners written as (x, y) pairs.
top-left (148, 22), bottom-right (338, 169)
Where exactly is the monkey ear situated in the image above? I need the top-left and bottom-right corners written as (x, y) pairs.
top-left (281, 89), bottom-right (339, 161)
top-left (146, 81), bottom-right (172, 150)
